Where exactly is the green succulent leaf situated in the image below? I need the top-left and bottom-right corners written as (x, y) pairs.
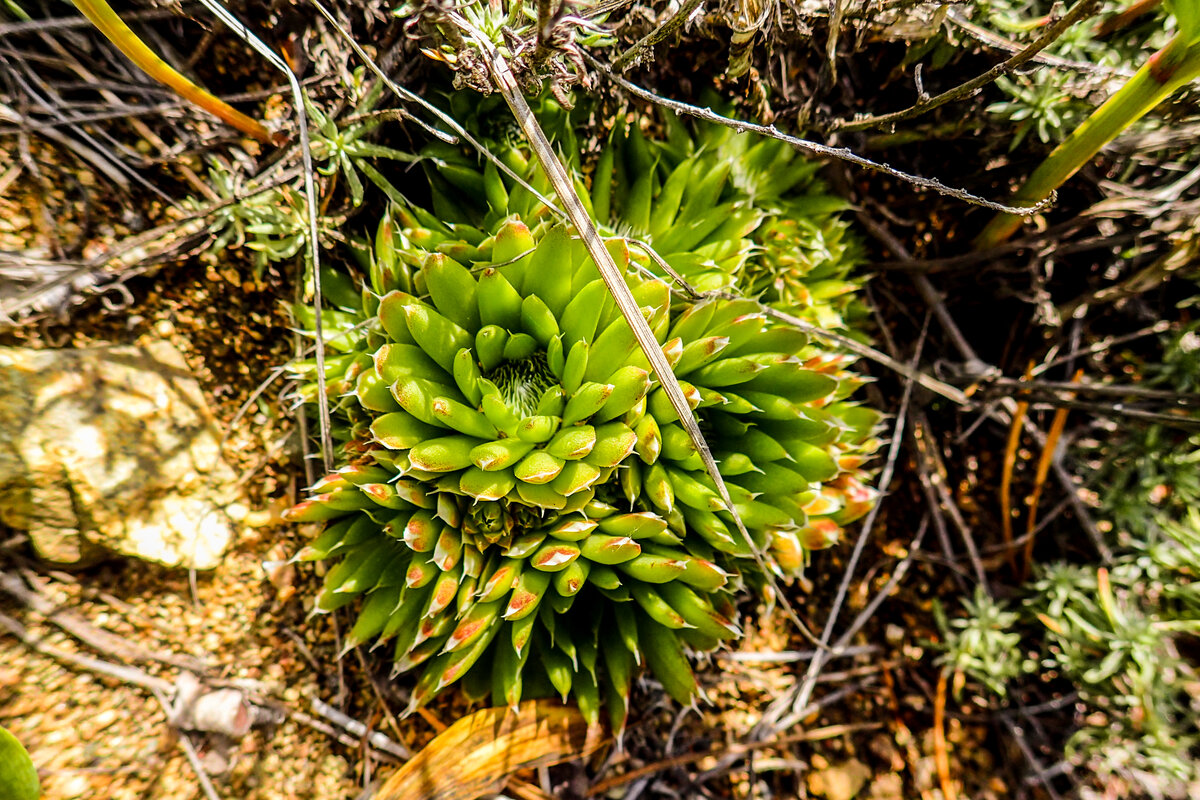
top-left (0, 725), bottom-right (40, 800)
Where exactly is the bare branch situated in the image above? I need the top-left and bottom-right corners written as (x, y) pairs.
top-left (767, 313), bottom-right (927, 731)
top-left (830, 0), bottom-right (1102, 132)
top-left (582, 51), bottom-right (1055, 215)
top-left (0, 6), bottom-right (182, 36)
top-left (946, 9), bottom-right (1134, 78)
top-left (308, 0), bottom-right (568, 220)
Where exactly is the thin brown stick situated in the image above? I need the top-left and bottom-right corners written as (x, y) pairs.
top-left (1001, 364), bottom-right (1033, 572)
top-left (587, 722), bottom-right (883, 796)
top-left (192, 0), bottom-right (333, 472)
top-left (1011, 399), bottom-right (1199, 429)
top-left (826, 0), bottom-right (848, 73)
top-left (353, 648), bottom-right (412, 757)
top-left (880, 668), bottom-right (935, 800)
top-left (831, 0), bottom-right (1102, 132)
top-left (251, 696), bottom-right (401, 762)
top-left (506, 779), bottom-right (557, 800)
top-left (34, 30), bottom-right (213, 197)
top-left (933, 671), bottom-right (958, 800)
top-left (1023, 370), bottom-right (1082, 578)
top-left (0, 568), bottom-right (208, 672)
top-left (309, 697), bottom-right (410, 759)
top-left (1058, 232), bottom-right (1200, 320)
top-left (913, 414), bottom-right (990, 588)
top-left (946, 10), bottom-right (1134, 77)
top-left (416, 706), bottom-right (448, 734)
top-left (1, 580), bottom-right (404, 775)
top-left (864, 214), bottom-right (1111, 566)
top-left (0, 6), bottom-right (183, 36)
top-left (767, 313), bottom-right (927, 732)
top-left (832, 516), bottom-right (929, 649)
top-left (583, 50), bottom-right (1054, 215)
top-left (609, 0), bottom-right (704, 72)
top-left (308, 0), bottom-right (566, 214)
top-left (150, 687), bottom-right (222, 800)
top-left (0, 609), bottom-right (174, 693)
top-left (987, 376), bottom-right (1200, 406)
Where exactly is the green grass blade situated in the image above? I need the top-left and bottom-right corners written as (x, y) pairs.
top-left (976, 34), bottom-right (1200, 248)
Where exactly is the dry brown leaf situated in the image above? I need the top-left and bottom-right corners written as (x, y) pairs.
top-left (374, 701), bottom-right (607, 800)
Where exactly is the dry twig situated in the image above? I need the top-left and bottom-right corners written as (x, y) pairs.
top-left (1001, 365), bottom-right (1033, 572)
top-left (1023, 370), bottom-right (1082, 577)
top-left (766, 311), bottom-right (928, 732)
top-left (0, 568), bottom-right (208, 672)
top-left (0, 608), bottom-right (173, 693)
top-left (933, 671), bottom-right (958, 800)
top-left (150, 686), bottom-right (222, 800)
top-left (831, 0), bottom-right (1102, 132)
top-left (583, 50), bottom-right (1056, 215)
top-left (610, 0), bottom-right (704, 72)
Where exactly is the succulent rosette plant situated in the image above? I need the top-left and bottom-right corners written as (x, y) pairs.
top-left (284, 98), bottom-right (880, 730)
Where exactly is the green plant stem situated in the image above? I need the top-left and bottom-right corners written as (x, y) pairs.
top-left (2, 0), bottom-right (31, 21)
top-left (70, 0), bottom-right (280, 144)
top-left (975, 33), bottom-right (1200, 249)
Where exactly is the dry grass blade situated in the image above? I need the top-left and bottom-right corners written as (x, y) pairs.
top-left (461, 18), bottom-right (819, 642)
top-left (609, 0), bottom-right (704, 72)
top-left (0, 6), bottom-right (175, 36)
top-left (307, 0), bottom-right (455, 144)
top-left (373, 702), bottom-right (606, 800)
top-left (0, 99), bottom-right (130, 188)
top-left (826, 0), bottom-right (848, 74)
top-left (194, 0), bottom-right (333, 472)
top-left (766, 315), bottom-right (925, 733)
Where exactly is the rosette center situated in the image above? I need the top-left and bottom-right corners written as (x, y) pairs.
top-left (486, 351), bottom-right (556, 418)
top-left (460, 497), bottom-right (553, 552)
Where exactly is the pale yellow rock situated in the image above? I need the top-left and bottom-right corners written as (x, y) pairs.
top-left (0, 338), bottom-right (239, 569)
top-left (808, 757), bottom-right (873, 800)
